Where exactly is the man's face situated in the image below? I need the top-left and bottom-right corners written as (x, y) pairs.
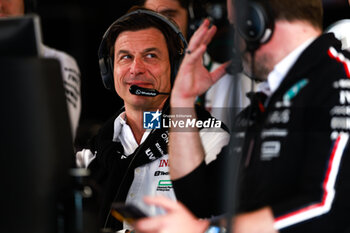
top-left (0, 0), bottom-right (25, 17)
top-left (144, 0), bottom-right (188, 38)
top-left (113, 27), bottom-right (171, 110)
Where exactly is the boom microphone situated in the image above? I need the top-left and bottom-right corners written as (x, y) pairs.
top-left (129, 85), bottom-right (170, 97)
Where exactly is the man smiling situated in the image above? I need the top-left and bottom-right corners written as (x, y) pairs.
top-left (76, 8), bottom-right (230, 232)
top-left (112, 27), bottom-right (172, 143)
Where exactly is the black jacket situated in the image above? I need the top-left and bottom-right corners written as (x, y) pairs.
top-left (173, 34), bottom-right (350, 232)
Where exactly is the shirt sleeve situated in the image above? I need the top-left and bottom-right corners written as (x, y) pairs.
top-left (200, 128), bottom-right (230, 164)
top-left (172, 145), bottom-right (230, 218)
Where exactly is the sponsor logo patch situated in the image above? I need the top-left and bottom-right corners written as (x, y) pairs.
top-left (156, 180), bottom-right (172, 192)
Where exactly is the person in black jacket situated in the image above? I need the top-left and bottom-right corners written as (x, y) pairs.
top-left (134, 0), bottom-right (350, 233)
top-left (75, 8), bottom-right (230, 232)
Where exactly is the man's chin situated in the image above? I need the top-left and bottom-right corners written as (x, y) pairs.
top-left (127, 96), bottom-right (155, 109)
top-left (131, 95), bottom-right (168, 111)
top-left (242, 55), bottom-right (269, 82)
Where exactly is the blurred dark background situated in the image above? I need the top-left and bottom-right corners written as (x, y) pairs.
top-left (35, 0), bottom-right (350, 148)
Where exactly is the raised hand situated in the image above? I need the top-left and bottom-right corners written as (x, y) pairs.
top-left (171, 19), bottom-right (229, 108)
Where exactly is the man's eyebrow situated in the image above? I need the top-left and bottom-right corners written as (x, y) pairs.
top-left (143, 47), bottom-right (161, 54)
top-left (115, 48), bottom-right (162, 57)
top-left (158, 9), bottom-right (178, 15)
top-left (116, 50), bottom-right (129, 56)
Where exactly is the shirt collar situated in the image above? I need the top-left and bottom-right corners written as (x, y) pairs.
top-left (113, 111), bottom-right (151, 156)
top-left (258, 36), bottom-right (317, 96)
top-left (113, 111), bottom-right (126, 142)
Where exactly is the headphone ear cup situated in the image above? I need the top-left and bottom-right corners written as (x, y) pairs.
top-left (99, 56), bottom-right (115, 90)
top-left (237, 0), bottom-right (274, 52)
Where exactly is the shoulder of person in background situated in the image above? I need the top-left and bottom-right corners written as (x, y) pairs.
top-left (202, 52), bottom-right (252, 129)
top-left (40, 43), bottom-right (81, 139)
top-left (325, 19), bottom-right (350, 51)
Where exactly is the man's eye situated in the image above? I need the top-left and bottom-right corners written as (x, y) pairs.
top-left (146, 53), bottom-right (157, 58)
top-left (164, 13), bottom-right (175, 18)
top-left (161, 11), bottom-right (176, 19)
top-left (121, 55), bottom-right (131, 60)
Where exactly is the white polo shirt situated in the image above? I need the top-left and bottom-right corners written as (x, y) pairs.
top-left (111, 112), bottom-right (230, 230)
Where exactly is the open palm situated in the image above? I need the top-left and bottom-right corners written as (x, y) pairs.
top-left (171, 19), bottom-right (229, 107)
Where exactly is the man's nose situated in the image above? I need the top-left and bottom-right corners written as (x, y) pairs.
top-left (130, 57), bottom-right (146, 75)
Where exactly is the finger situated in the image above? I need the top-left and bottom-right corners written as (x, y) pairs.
top-left (191, 18), bottom-right (210, 40)
top-left (182, 44), bottom-right (207, 66)
top-left (202, 25), bottom-right (217, 46)
top-left (210, 61), bottom-right (231, 83)
top-left (187, 26), bottom-right (208, 52)
top-left (186, 19), bottom-right (210, 51)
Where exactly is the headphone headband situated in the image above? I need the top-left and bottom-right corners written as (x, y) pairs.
top-left (98, 9), bottom-right (187, 91)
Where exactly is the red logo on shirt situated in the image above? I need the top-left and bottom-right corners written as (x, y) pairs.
top-left (159, 159), bottom-right (169, 167)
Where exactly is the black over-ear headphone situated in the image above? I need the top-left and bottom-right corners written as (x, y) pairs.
top-left (235, 0), bottom-right (274, 52)
top-left (98, 9), bottom-right (187, 91)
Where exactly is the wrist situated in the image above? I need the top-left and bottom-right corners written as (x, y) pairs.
top-left (170, 94), bottom-right (195, 108)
